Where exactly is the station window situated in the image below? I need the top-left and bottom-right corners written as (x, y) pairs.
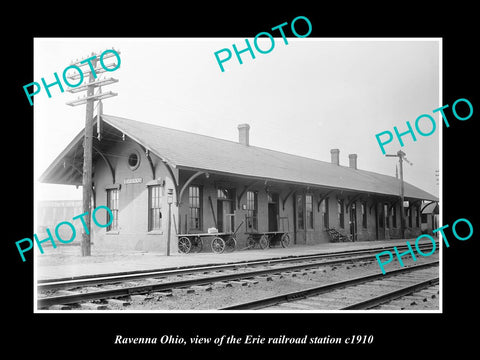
top-left (408, 207), bottom-right (412, 228)
top-left (384, 204), bottom-right (390, 229)
top-left (296, 195), bottom-right (304, 230)
top-left (338, 199), bottom-right (344, 228)
top-left (379, 204), bottom-right (384, 228)
top-left (306, 194), bottom-right (313, 229)
top-left (392, 205), bottom-right (397, 228)
top-left (415, 206), bottom-right (420, 227)
top-left (361, 201), bottom-right (367, 228)
top-left (148, 185), bottom-right (162, 231)
top-left (189, 186), bottom-right (202, 231)
top-left (106, 188), bottom-right (119, 232)
top-left (246, 191), bottom-right (258, 231)
top-left (321, 198), bottom-right (329, 229)
top-left (421, 213), bottom-right (428, 223)
top-left (127, 149), bottom-right (141, 171)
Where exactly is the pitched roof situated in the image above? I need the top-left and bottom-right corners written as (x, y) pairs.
top-left (40, 114), bottom-right (438, 202)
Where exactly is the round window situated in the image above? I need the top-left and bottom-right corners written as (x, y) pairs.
top-left (128, 151), bottom-right (140, 170)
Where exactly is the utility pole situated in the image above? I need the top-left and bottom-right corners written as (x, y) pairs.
top-left (385, 150), bottom-right (412, 240)
top-left (66, 49), bottom-right (120, 256)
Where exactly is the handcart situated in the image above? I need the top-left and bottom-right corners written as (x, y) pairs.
top-left (177, 221), bottom-right (243, 254)
top-left (245, 215), bottom-right (291, 250)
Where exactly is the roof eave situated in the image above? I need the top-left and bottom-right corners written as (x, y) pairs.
top-left (176, 165), bottom-right (438, 202)
top-left (38, 126), bottom-right (87, 184)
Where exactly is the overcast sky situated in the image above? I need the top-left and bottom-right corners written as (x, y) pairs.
top-left (34, 38), bottom-right (440, 202)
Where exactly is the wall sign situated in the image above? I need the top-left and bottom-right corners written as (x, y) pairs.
top-left (124, 177), bottom-right (143, 184)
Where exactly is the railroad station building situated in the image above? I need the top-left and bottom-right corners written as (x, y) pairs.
top-left (40, 115), bottom-right (439, 253)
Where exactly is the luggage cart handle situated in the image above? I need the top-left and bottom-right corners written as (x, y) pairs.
top-left (233, 221), bottom-right (244, 236)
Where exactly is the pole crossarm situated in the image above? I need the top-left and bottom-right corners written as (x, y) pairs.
top-left (66, 91), bottom-right (118, 106)
top-left (67, 78), bottom-right (119, 93)
top-left (67, 67), bottom-right (111, 81)
top-left (69, 49), bottom-right (120, 67)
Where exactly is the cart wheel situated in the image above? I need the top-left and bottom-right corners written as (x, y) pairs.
top-left (178, 237), bottom-right (192, 254)
top-left (259, 234), bottom-right (269, 250)
top-left (246, 235), bottom-right (256, 249)
top-left (211, 237), bottom-right (226, 254)
top-left (192, 236), bottom-right (203, 253)
top-left (280, 233), bottom-right (290, 248)
top-left (225, 235), bottom-right (237, 253)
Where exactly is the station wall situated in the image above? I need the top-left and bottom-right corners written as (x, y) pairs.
top-left (90, 139), bottom-right (423, 253)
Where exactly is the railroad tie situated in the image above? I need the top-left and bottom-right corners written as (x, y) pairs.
top-left (419, 289), bottom-right (439, 298)
top-left (257, 275), bottom-right (273, 281)
top-left (228, 280), bottom-right (249, 286)
top-left (172, 287), bottom-right (196, 295)
top-left (98, 284), bottom-right (121, 290)
top-left (152, 291), bottom-right (173, 298)
top-left (106, 299), bottom-right (131, 307)
top-left (407, 294), bottom-right (429, 303)
top-left (130, 294), bottom-right (148, 302)
top-left (213, 281), bottom-right (233, 289)
top-left (261, 273), bottom-right (284, 281)
top-left (80, 302), bottom-right (109, 310)
top-left (372, 304), bottom-right (403, 310)
top-left (48, 304), bottom-right (73, 310)
top-left (83, 286), bottom-right (101, 292)
top-left (190, 285), bottom-right (213, 292)
top-left (55, 290), bottom-right (80, 296)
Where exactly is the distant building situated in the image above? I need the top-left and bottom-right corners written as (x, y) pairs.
top-left (39, 115), bottom-right (439, 253)
top-left (37, 200), bottom-right (83, 242)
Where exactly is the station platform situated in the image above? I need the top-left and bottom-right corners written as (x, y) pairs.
top-left (35, 237), bottom-right (439, 281)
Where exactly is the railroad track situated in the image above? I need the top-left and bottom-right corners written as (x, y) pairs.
top-left (368, 282), bottom-right (439, 310)
top-left (220, 261), bottom-right (439, 310)
top-left (37, 243), bottom-right (437, 310)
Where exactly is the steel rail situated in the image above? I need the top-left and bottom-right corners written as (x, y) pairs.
top-left (39, 256), bottom-right (438, 309)
top-left (38, 242), bottom-right (436, 291)
top-left (37, 246), bottom-right (396, 283)
top-left (219, 260), bottom-right (439, 310)
top-left (37, 252), bottom-right (397, 308)
top-left (340, 277), bottom-right (439, 310)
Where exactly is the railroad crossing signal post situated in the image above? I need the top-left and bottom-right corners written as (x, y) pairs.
top-left (385, 150), bottom-right (412, 240)
top-left (66, 50), bottom-right (119, 256)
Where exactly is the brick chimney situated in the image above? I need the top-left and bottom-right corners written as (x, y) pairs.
top-left (349, 153), bottom-right (358, 170)
top-left (238, 123), bottom-right (250, 146)
top-left (330, 149), bottom-right (340, 165)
